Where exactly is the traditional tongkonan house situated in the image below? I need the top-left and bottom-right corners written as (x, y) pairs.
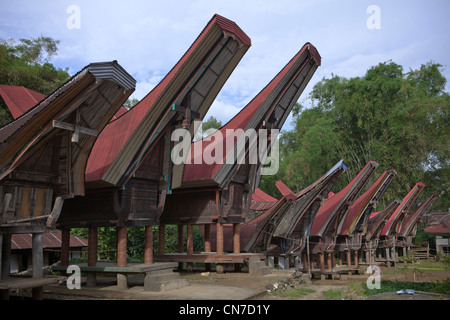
top-left (377, 182), bottom-right (426, 265)
top-left (363, 199), bottom-right (401, 263)
top-left (240, 160), bottom-right (347, 269)
top-left (307, 161), bottom-right (379, 273)
top-left (0, 61), bottom-right (136, 299)
top-left (396, 193), bottom-right (439, 256)
top-left (158, 42), bottom-right (321, 273)
top-left (334, 168), bottom-right (397, 265)
top-left (55, 14), bottom-right (251, 287)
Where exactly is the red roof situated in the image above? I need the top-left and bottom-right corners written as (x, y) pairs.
top-left (424, 223), bottom-right (450, 235)
top-left (11, 230), bottom-right (88, 250)
top-left (338, 169), bottom-right (395, 235)
top-left (182, 43), bottom-right (320, 183)
top-left (0, 85), bottom-right (45, 119)
top-left (85, 14), bottom-right (250, 183)
top-left (399, 193), bottom-right (439, 237)
top-left (310, 161), bottom-right (378, 236)
top-left (381, 182), bottom-right (425, 236)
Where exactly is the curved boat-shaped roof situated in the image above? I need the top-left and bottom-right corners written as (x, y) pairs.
top-left (381, 182), bottom-right (425, 236)
top-left (310, 160), bottom-right (379, 238)
top-left (181, 42), bottom-right (321, 188)
top-left (337, 168), bottom-right (397, 236)
top-left (85, 14), bottom-right (251, 187)
top-left (398, 193), bottom-right (439, 238)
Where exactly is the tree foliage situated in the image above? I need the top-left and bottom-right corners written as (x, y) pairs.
top-left (261, 60), bottom-right (449, 211)
top-left (0, 36), bottom-right (71, 127)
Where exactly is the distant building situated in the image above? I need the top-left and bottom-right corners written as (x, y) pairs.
top-left (10, 230), bottom-right (87, 273)
top-left (424, 212), bottom-right (450, 255)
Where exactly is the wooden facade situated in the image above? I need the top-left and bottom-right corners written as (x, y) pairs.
top-left (0, 61), bottom-right (136, 298)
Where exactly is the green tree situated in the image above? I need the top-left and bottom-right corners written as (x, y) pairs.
top-left (0, 36), bottom-right (70, 126)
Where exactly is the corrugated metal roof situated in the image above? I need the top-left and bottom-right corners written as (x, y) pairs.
top-left (0, 85), bottom-right (45, 119)
top-left (11, 230), bottom-right (88, 250)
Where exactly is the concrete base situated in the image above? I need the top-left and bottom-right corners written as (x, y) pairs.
top-left (144, 269), bottom-right (189, 292)
top-left (249, 257), bottom-right (271, 276)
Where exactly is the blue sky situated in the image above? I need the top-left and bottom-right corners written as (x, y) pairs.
top-left (1, 0), bottom-right (449, 132)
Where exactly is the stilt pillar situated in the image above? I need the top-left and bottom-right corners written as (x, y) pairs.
top-left (1, 233), bottom-right (11, 279)
top-left (354, 250), bottom-right (359, 267)
top-left (60, 228), bottom-right (70, 267)
top-left (177, 225), bottom-right (184, 270)
top-left (116, 226), bottom-right (127, 288)
top-left (32, 233), bottom-right (44, 299)
top-left (339, 251), bottom-right (344, 266)
top-left (186, 224), bottom-right (194, 271)
top-left (216, 222), bottom-right (224, 274)
top-left (302, 252), bottom-right (308, 272)
top-left (144, 226), bottom-right (153, 264)
top-left (87, 227), bottom-right (98, 287)
top-left (327, 252), bottom-right (332, 271)
top-left (319, 252), bottom-right (325, 273)
top-left (233, 223), bottom-right (241, 272)
top-left (158, 224), bottom-right (165, 254)
top-left (204, 224), bottom-right (211, 272)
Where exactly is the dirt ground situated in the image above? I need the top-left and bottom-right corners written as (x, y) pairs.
top-left (8, 261), bottom-right (450, 300)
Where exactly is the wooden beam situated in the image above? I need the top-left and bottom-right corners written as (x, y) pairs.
top-left (144, 226), bottom-right (153, 264)
top-left (52, 120), bottom-right (98, 138)
top-left (46, 197), bottom-right (64, 227)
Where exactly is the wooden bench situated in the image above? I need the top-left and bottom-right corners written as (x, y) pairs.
top-left (52, 262), bottom-right (188, 291)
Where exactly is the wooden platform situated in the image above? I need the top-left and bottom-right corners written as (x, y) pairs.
top-left (0, 276), bottom-right (65, 290)
top-left (0, 275), bottom-right (66, 300)
top-left (154, 252), bottom-right (265, 264)
top-left (52, 262), bottom-right (178, 274)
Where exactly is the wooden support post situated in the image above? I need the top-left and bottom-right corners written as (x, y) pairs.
top-left (186, 224), bottom-right (194, 271)
top-left (339, 251), bottom-right (343, 266)
top-left (327, 252), bottom-right (332, 271)
top-left (216, 222), bottom-right (224, 274)
top-left (204, 224), bottom-right (211, 252)
top-left (177, 225), bottom-right (184, 270)
top-left (87, 227), bottom-right (97, 287)
top-left (60, 228), bottom-right (70, 267)
top-left (116, 226), bottom-right (127, 288)
top-left (144, 226), bottom-right (153, 264)
top-left (233, 223), bottom-right (241, 272)
top-left (32, 233), bottom-right (44, 300)
top-left (319, 253), bottom-right (325, 273)
top-left (158, 225), bottom-right (165, 254)
top-left (347, 250), bottom-right (351, 267)
top-left (354, 250), bottom-right (359, 267)
top-left (1, 234), bottom-right (11, 279)
top-left (302, 252), bottom-right (307, 272)
top-left (204, 224), bottom-right (211, 272)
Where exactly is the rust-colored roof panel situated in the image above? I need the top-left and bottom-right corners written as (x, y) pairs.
top-left (85, 14), bottom-right (251, 186)
top-left (338, 168), bottom-right (396, 236)
top-left (182, 43), bottom-right (321, 185)
top-left (399, 193), bottom-right (439, 237)
top-left (381, 182), bottom-right (426, 236)
top-left (0, 85), bottom-right (45, 119)
top-left (310, 161), bottom-right (379, 237)
top-left (11, 230), bottom-right (88, 250)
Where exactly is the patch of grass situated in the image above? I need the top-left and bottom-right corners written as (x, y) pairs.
top-left (322, 289), bottom-right (343, 300)
top-left (363, 279), bottom-right (450, 296)
top-left (269, 287), bottom-right (316, 299)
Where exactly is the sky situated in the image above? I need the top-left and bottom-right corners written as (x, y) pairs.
top-left (1, 0), bottom-right (449, 133)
